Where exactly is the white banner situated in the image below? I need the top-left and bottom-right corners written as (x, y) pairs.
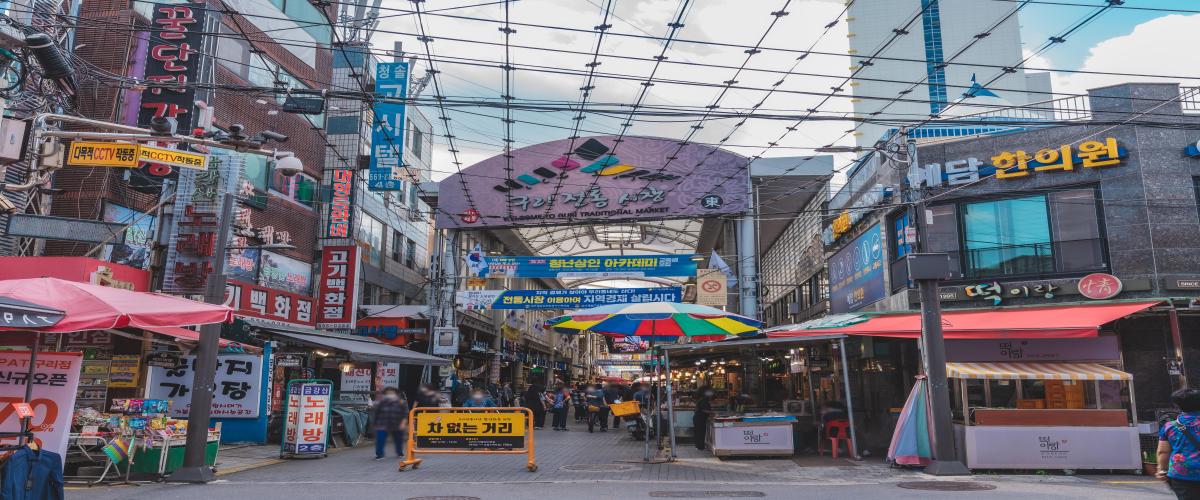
top-left (711, 423), bottom-right (793, 455)
top-left (375, 363), bottom-right (400, 390)
top-left (0, 352), bottom-right (81, 460)
top-left (147, 354), bottom-right (263, 418)
top-left (340, 367), bottom-right (372, 393)
top-left (965, 426), bottom-right (1139, 469)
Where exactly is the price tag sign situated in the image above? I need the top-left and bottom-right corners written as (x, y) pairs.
top-left (11, 403), bottom-right (33, 419)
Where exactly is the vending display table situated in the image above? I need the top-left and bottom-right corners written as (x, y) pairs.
top-left (710, 414), bottom-right (797, 457)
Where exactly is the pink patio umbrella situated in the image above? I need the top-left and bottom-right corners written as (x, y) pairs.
top-left (0, 277), bottom-right (233, 332)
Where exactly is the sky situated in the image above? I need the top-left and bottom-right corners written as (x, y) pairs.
top-left (364, 0), bottom-right (1200, 181)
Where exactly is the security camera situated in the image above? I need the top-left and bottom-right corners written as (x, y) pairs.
top-left (273, 153), bottom-right (303, 177)
top-left (148, 116), bottom-right (177, 136)
top-left (259, 130), bottom-right (289, 143)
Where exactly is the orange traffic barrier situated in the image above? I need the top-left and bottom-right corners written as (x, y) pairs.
top-left (399, 407), bottom-right (536, 472)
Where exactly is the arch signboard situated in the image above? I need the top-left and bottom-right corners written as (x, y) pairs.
top-left (435, 136), bottom-right (750, 229)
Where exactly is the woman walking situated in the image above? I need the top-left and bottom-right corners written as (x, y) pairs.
top-left (1159, 388), bottom-right (1200, 499)
top-left (523, 384), bottom-right (547, 430)
top-left (550, 385), bottom-right (571, 430)
top-left (371, 387), bottom-right (409, 460)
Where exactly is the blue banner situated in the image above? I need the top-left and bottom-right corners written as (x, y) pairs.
top-left (476, 255), bottom-right (697, 278)
top-left (368, 62), bottom-right (409, 190)
top-left (457, 287), bottom-right (682, 310)
top-left (828, 223), bottom-right (886, 313)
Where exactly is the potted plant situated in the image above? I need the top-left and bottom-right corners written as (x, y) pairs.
top-left (1144, 451), bottom-right (1160, 476)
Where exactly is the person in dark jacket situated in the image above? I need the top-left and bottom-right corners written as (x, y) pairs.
top-left (523, 384), bottom-right (547, 429)
top-left (372, 387), bottom-right (409, 459)
top-left (693, 386), bottom-right (714, 450)
top-left (585, 385), bottom-right (609, 433)
top-left (413, 384), bottom-right (442, 408)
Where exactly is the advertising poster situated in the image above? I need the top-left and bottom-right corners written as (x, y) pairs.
top-left (457, 287), bottom-right (681, 310)
top-left (477, 255), bottom-right (697, 279)
top-left (375, 363), bottom-right (400, 390)
top-left (147, 354), bottom-right (263, 418)
top-left (0, 352), bottom-right (81, 460)
top-left (368, 62), bottom-right (409, 190)
top-left (226, 247), bottom-right (261, 284)
top-left (828, 224), bottom-right (885, 313)
top-left (414, 411), bottom-right (526, 450)
top-left (435, 135), bottom-right (750, 229)
top-left (107, 354), bottom-right (141, 388)
top-left (259, 251), bottom-right (312, 296)
top-left (100, 202), bottom-right (156, 270)
top-left (340, 367), bottom-right (372, 393)
top-left (283, 381), bottom-right (332, 456)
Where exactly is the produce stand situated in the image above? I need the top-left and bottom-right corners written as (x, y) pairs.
top-left (949, 361), bottom-right (1140, 471)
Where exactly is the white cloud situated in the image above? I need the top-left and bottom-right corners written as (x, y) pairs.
top-left (1048, 14), bottom-right (1200, 95)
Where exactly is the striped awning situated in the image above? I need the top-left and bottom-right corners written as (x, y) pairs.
top-left (945, 362), bottom-right (1131, 381)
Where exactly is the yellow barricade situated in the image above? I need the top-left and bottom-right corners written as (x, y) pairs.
top-left (399, 407), bottom-right (536, 472)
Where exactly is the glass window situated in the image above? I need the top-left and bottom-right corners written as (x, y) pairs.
top-left (391, 230), bottom-right (403, 262)
top-left (405, 239), bottom-right (416, 268)
top-left (410, 125), bottom-right (424, 161)
top-left (1049, 188), bottom-right (1105, 272)
top-left (356, 215), bottom-right (384, 266)
top-left (961, 196), bottom-right (1053, 277)
top-left (270, 171), bottom-right (317, 209)
top-left (216, 25), bottom-right (251, 79)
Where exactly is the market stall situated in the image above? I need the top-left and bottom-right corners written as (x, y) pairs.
top-left (660, 335), bottom-right (858, 459)
top-left (948, 361), bottom-right (1140, 471)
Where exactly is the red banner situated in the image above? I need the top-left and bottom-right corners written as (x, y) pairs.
top-left (316, 246), bottom-right (361, 330)
top-left (223, 279), bottom-right (315, 328)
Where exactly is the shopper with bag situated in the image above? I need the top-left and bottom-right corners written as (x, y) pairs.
top-left (1159, 388), bottom-right (1200, 499)
top-left (585, 384), bottom-right (608, 433)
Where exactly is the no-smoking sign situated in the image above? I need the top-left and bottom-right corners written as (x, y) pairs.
top-left (701, 280), bottom-right (722, 293)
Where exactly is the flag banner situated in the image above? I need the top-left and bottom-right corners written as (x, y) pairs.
top-left (457, 287), bottom-right (682, 310)
top-left (475, 255), bottom-right (696, 279)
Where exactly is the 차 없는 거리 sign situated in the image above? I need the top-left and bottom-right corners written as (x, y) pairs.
top-left (415, 410), bottom-right (527, 450)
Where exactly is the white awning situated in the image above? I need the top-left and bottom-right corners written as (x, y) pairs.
top-left (946, 362), bottom-right (1131, 381)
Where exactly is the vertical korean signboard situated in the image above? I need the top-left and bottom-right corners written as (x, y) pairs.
top-left (162, 147), bottom-right (240, 295)
top-left (316, 246), bottom-right (362, 330)
top-left (828, 223), bottom-right (886, 313)
top-left (132, 3), bottom-right (211, 192)
top-left (368, 62), bottom-right (409, 191)
top-left (0, 352), bottom-right (82, 460)
top-left (325, 167), bottom-right (355, 237)
top-left (282, 380), bottom-right (332, 457)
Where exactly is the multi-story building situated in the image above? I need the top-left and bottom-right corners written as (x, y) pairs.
top-left (846, 0), bottom-right (1052, 147)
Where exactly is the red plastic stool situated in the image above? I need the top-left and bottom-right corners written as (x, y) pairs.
top-left (818, 420), bottom-right (852, 458)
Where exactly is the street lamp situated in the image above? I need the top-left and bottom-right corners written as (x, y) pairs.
top-left (168, 155), bottom-right (304, 483)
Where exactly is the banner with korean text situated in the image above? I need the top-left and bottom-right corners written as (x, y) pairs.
top-left (316, 245), bottom-right (362, 330)
top-left (474, 254), bottom-right (697, 279)
top-left (224, 279), bottom-right (316, 328)
top-left (147, 354), bottom-right (263, 418)
top-left (282, 380), bottom-right (332, 456)
top-left (414, 410), bottom-right (526, 450)
top-left (457, 287), bottom-right (681, 310)
top-left (0, 352), bottom-right (81, 460)
top-left (368, 62), bottom-right (409, 190)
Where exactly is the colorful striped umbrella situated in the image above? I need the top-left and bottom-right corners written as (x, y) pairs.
top-left (545, 302), bottom-right (762, 340)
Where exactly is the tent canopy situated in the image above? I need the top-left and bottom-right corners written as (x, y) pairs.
top-left (946, 362), bottom-right (1131, 381)
top-left (0, 277), bottom-right (232, 332)
top-left (766, 300), bottom-right (1161, 340)
top-left (258, 326), bottom-right (449, 366)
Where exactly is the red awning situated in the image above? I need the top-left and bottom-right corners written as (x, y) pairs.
top-left (767, 301), bottom-right (1161, 340)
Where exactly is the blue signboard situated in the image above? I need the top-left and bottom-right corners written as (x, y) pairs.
top-left (368, 62), bottom-right (409, 190)
top-left (457, 287), bottom-right (682, 310)
top-left (478, 255), bottom-right (697, 279)
top-left (828, 224), bottom-right (886, 313)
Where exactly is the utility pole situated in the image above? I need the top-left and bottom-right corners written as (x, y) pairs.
top-left (905, 131), bottom-right (969, 476)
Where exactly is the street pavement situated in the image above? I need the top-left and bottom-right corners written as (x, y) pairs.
top-left (68, 418), bottom-right (1172, 499)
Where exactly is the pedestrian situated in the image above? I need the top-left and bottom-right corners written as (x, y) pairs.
top-left (1159, 388), bottom-right (1200, 499)
top-left (452, 378), bottom-right (472, 406)
top-left (463, 388), bottom-right (497, 407)
top-left (550, 385), bottom-right (571, 430)
top-left (413, 384), bottom-right (443, 408)
top-left (371, 387), bottom-right (409, 460)
top-left (572, 383), bottom-right (587, 422)
top-left (693, 386), bottom-right (714, 450)
top-left (523, 384), bottom-right (547, 429)
top-left (601, 384), bottom-right (619, 430)
top-left (585, 384), bottom-right (608, 433)
top-left (502, 382), bottom-right (514, 407)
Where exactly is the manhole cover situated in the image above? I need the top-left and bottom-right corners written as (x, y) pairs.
top-left (561, 463), bottom-right (637, 472)
top-left (649, 492), bottom-right (766, 498)
top-left (407, 497), bottom-right (480, 500)
top-left (896, 481), bottom-right (997, 492)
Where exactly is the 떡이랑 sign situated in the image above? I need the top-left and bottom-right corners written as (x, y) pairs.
top-left (147, 354), bottom-right (263, 418)
top-left (0, 352), bottom-right (81, 460)
top-left (414, 410), bottom-right (527, 450)
top-left (282, 380), bottom-right (332, 456)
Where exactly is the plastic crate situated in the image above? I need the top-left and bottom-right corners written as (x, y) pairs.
top-left (610, 401), bottom-right (640, 417)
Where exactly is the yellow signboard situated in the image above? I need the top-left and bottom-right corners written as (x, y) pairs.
top-left (413, 410), bottom-right (526, 450)
top-left (66, 142), bottom-right (140, 168)
top-left (137, 145), bottom-right (208, 171)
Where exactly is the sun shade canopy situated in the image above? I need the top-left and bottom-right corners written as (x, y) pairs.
top-left (263, 328), bottom-right (449, 366)
top-left (766, 301), bottom-right (1160, 339)
top-left (0, 277), bottom-right (232, 332)
top-left (946, 362), bottom-right (1131, 381)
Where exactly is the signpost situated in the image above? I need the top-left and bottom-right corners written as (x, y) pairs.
top-left (281, 379), bottom-right (332, 459)
top-left (400, 407), bottom-right (536, 472)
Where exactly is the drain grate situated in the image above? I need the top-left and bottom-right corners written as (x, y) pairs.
top-left (649, 492), bottom-right (766, 498)
top-left (561, 463), bottom-right (637, 472)
top-left (407, 497), bottom-right (481, 500)
top-left (896, 481), bottom-right (997, 492)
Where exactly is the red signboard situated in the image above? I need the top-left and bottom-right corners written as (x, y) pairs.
top-left (316, 246), bottom-right (361, 330)
top-left (0, 257), bottom-right (151, 292)
top-left (223, 279), bottom-right (315, 328)
top-left (326, 169), bottom-right (354, 238)
top-left (1078, 273), bottom-right (1122, 300)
